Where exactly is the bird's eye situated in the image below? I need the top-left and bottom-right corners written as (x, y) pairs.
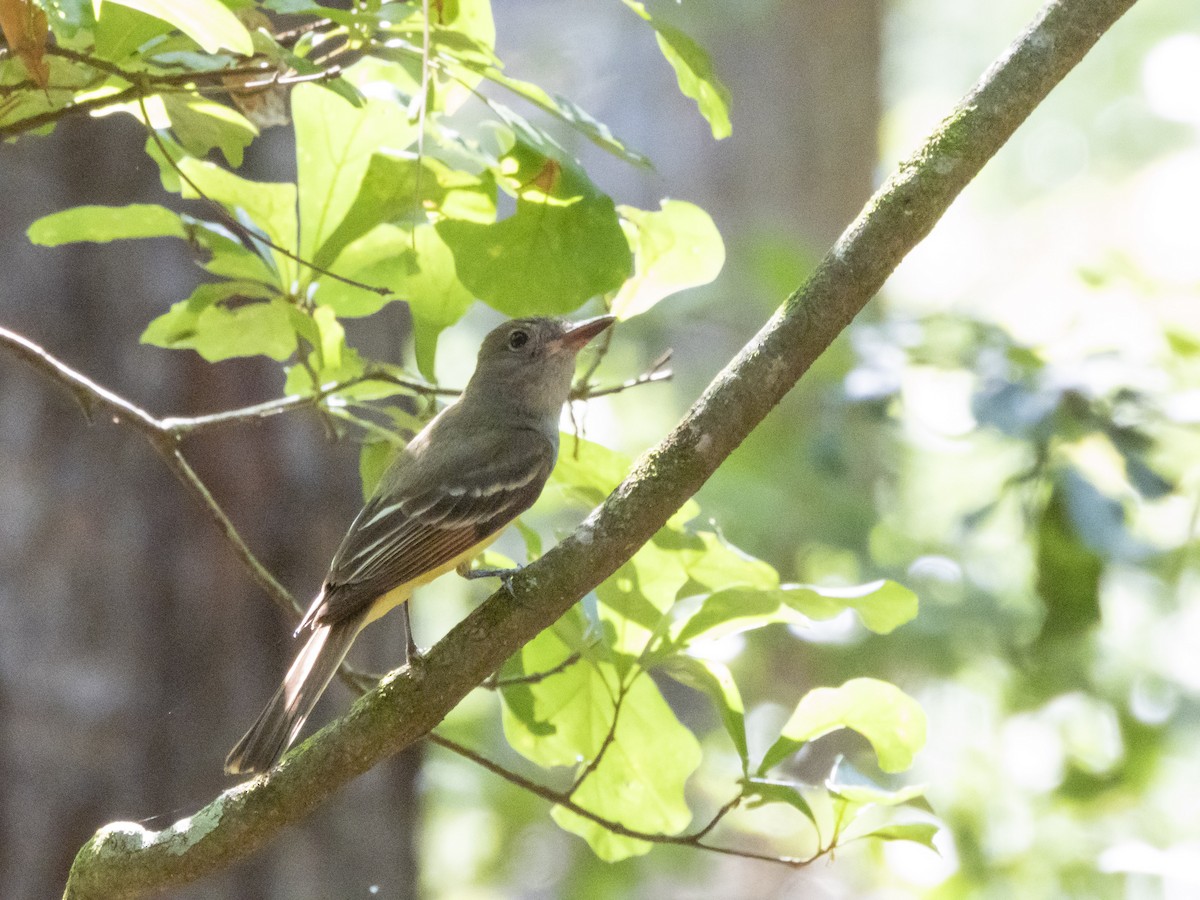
top-left (507, 329), bottom-right (529, 350)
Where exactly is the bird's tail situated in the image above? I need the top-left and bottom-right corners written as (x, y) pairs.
top-left (225, 615), bottom-right (365, 776)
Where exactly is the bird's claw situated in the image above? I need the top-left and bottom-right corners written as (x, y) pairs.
top-left (458, 562), bottom-right (524, 598)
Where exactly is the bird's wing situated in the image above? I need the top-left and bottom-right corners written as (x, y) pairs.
top-left (302, 426), bottom-right (555, 628)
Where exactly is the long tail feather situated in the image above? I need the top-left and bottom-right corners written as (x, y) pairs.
top-left (225, 615), bottom-right (365, 775)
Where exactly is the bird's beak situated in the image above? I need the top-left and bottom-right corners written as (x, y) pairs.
top-left (558, 315), bottom-right (615, 352)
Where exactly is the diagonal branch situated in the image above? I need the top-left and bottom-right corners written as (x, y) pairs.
top-left (57, 0), bottom-right (1141, 896)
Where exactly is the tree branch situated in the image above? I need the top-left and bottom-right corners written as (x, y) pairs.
top-left (57, 0), bottom-right (1140, 895)
top-left (428, 734), bottom-right (795, 866)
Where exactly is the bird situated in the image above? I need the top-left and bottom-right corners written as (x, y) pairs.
top-left (225, 314), bottom-right (615, 775)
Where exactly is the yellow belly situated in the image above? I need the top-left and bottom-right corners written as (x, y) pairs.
top-left (363, 530), bottom-right (505, 626)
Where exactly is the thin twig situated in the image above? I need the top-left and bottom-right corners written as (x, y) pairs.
top-left (0, 83), bottom-right (144, 140)
top-left (567, 668), bottom-right (627, 796)
top-left (159, 370), bottom-right (449, 435)
top-left (483, 651), bottom-right (582, 688)
top-left (44, 45), bottom-right (273, 85)
top-left (429, 732), bottom-right (819, 868)
top-left (571, 350), bottom-right (672, 401)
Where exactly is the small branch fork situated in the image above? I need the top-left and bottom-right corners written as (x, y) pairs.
top-left (428, 733), bottom-right (823, 869)
top-left (0, 319), bottom-right (689, 857)
top-left (0, 325), bottom-right (667, 608)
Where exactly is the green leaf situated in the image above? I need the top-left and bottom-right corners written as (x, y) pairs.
top-left (549, 436), bottom-right (699, 529)
top-left (501, 628), bottom-right (617, 767)
top-left (141, 283), bottom-right (297, 361)
top-left (827, 780), bottom-right (928, 808)
top-left (742, 777), bottom-right (818, 827)
top-left (659, 655), bottom-right (748, 769)
top-left (312, 224), bottom-right (474, 380)
top-left (549, 436), bottom-right (636, 508)
top-left (175, 157), bottom-right (298, 284)
top-left (311, 305), bottom-right (344, 370)
top-left (672, 587), bottom-right (796, 647)
top-left (673, 580), bottom-right (918, 647)
top-left (292, 81), bottom-right (418, 274)
top-left (597, 540), bottom-right (690, 660)
top-left (513, 518), bottom-right (543, 562)
top-left (105, 0), bottom-right (253, 55)
top-left (162, 94), bottom-right (257, 168)
top-left (438, 193), bottom-right (631, 317)
top-left (28, 204), bottom-right (185, 245)
top-left (283, 345), bottom-right (384, 400)
top-left (187, 219), bottom-right (281, 287)
top-left (612, 201), bottom-right (724, 319)
top-left (453, 62), bottom-right (650, 167)
top-left (681, 530), bottom-right (779, 594)
top-left (550, 672), bottom-right (702, 861)
top-left (859, 822), bottom-right (940, 851)
top-left (404, 226), bottom-right (477, 380)
top-left (622, 1), bottom-right (731, 139)
top-left (759, 679), bottom-right (927, 775)
top-left (1036, 474), bottom-right (1104, 641)
top-left (93, 2), bottom-right (173, 60)
top-left (359, 439), bottom-right (397, 501)
top-left (779, 580), bottom-right (919, 635)
top-left (316, 150), bottom-right (496, 270)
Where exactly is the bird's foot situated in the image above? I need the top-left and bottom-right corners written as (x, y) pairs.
top-left (457, 561), bottom-right (524, 598)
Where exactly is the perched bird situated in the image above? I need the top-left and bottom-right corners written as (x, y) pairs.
top-left (225, 315), bottom-right (614, 775)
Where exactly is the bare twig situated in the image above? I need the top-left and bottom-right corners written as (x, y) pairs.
top-left (483, 651), bottom-right (582, 688)
top-left (159, 370), bottom-right (449, 436)
top-left (0, 83), bottom-right (144, 140)
top-left (568, 674), bottom-right (627, 796)
top-left (571, 349), bottom-right (672, 401)
top-left (429, 733), bottom-right (810, 867)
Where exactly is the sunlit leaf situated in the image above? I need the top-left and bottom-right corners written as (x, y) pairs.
top-left (141, 286), bottom-right (296, 362)
top-left (501, 627), bottom-right (617, 768)
top-left (27, 204), bottom-right (185, 245)
top-left (359, 439), bottom-right (397, 501)
top-left (780, 580), bottom-right (918, 635)
top-left (826, 768), bottom-right (928, 808)
top-left (672, 587), bottom-right (795, 646)
top-left (174, 157), bottom-right (298, 284)
top-left (312, 304), bottom-right (344, 371)
top-left (292, 81), bottom-right (419, 274)
top-left (104, 0), bottom-right (253, 55)
top-left (438, 191), bottom-right (631, 317)
top-left (858, 822), bottom-right (940, 851)
top-left (622, 0), bottom-right (731, 139)
top-left (162, 94), bottom-right (257, 167)
top-left (680, 530), bottom-right (779, 594)
top-left (187, 219), bottom-right (281, 287)
top-left (312, 224), bottom-right (474, 380)
top-left (448, 61), bottom-right (650, 167)
top-left (659, 654), bottom-right (748, 768)
top-left (742, 777), bottom-right (818, 827)
top-left (550, 672), bottom-right (702, 861)
top-left (759, 679), bottom-right (927, 775)
top-left (597, 540), bottom-right (689, 661)
top-left (612, 200), bottom-right (724, 319)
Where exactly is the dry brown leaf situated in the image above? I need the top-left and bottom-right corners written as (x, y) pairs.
top-left (0, 0), bottom-right (50, 89)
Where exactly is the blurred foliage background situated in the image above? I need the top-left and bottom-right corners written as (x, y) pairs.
top-left (2, 0), bottom-right (1199, 898)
